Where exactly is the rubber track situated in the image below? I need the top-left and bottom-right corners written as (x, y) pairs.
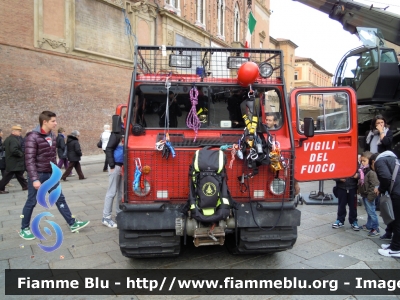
top-left (227, 226), bottom-right (298, 254)
top-left (119, 230), bottom-right (181, 258)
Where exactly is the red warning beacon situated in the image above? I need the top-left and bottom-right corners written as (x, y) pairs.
top-left (237, 62), bottom-right (259, 87)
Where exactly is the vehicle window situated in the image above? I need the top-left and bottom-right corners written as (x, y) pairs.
top-left (263, 88), bottom-right (282, 130)
top-left (335, 49), bottom-right (379, 90)
top-left (297, 92), bottom-right (350, 133)
top-left (380, 49), bottom-right (397, 63)
top-left (134, 84), bottom-right (283, 130)
top-left (354, 49), bottom-right (379, 89)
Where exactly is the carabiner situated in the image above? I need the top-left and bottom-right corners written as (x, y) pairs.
top-left (247, 84), bottom-right (254, 98)
top-left (165, 76), bottom-right (171, 90)
top-left (238, 173), bottom-right (248, 193)
top-left (251, 152), bottom-right (258, 160)
top-left (247, 148), bottom-right (258, 160)
top-left (155, 140), bottom-right (165, 151)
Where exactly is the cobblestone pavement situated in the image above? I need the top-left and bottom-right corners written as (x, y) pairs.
top-left (0, 155), bottom-right (399, 300)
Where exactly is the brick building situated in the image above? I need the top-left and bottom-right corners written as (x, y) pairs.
top-left (269, 37), bottom-right (298, 94)
top-left (294, 56), bottom-right (337, 110)
top-left (0, 0), bottom-right (271, 154)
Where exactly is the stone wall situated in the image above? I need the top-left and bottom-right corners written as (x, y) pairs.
top-left (0, 0), bottom-right (133, 155)
top-left (0, 44), bottom-right (132, 155)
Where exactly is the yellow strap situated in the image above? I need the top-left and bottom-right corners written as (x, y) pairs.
top-left (190, 204), bottom-right (195, 210)
top-left (202, 208), bottom-right (215, 216)
top-left (194, 150), bottom-right (199, 172)
top-left (250, 116), bottom-right (258, 134)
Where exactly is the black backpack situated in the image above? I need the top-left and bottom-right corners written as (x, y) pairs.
top-left (187, 147), bottom-right (234, 223)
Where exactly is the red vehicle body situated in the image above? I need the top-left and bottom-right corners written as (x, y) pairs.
top-left (114, 46), bottom-right (358, 258)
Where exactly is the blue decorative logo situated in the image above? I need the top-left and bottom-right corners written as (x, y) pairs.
top-left (36, 163), bottom-right (62, 209)
top-left (31, 162), bottom-right (64, 252)
top-left (31, 212), bottom-right (63, 252)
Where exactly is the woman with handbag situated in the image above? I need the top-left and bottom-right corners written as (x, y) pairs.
top-left (371, 151), bottom-right (400, 257)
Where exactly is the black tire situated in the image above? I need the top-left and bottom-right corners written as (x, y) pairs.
top-left (119, 230), bottom-right (181, 258)
top-left (226, 226), bottom-right (298, 255)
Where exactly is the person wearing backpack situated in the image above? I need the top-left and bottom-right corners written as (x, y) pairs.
top-left (101, 129), bottom-right (123, 228)
top-left (61, 130), bottom-right (86, 181)
top-left (355, 151), bottom-right (380, 237)
top-left (371, 151), bottom-right (400, 257)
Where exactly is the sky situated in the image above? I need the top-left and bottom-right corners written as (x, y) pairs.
top-left (269, 0), bottom-right (400, 74)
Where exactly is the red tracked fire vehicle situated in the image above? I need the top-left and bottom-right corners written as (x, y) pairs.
top-left (114, 46), bottom-right (358, 258)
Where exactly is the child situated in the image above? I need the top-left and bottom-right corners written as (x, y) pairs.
top-left (332, 171), bottom-right (360, 230)
top-left (357, 151), bottom-right (380, 236)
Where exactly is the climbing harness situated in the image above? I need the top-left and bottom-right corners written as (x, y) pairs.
top-left (186, 86), bottom-right (201, 142)
top-left (241, 88), bottom-right (258, 148)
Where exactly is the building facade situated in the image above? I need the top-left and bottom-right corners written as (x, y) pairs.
top-left (293, 56), bottom-right (337, 111)
top-left (294, 57), bottom-right (333, 89)
top-left (269, 37), bottom-right (298, 94)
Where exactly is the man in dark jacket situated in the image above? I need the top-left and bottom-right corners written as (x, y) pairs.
top-left (56, 127), bottom-right (70, 172)
top-left (372, 151), bottom-right (400, 257)
top-left (332, 175), bottom-right (360, 230)
top-left (61, 130), bottom-right (86, 181)
top-left (0, 125), bottom-right (28, 193)
top-left (19, 111), bottom-right (89, 240)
